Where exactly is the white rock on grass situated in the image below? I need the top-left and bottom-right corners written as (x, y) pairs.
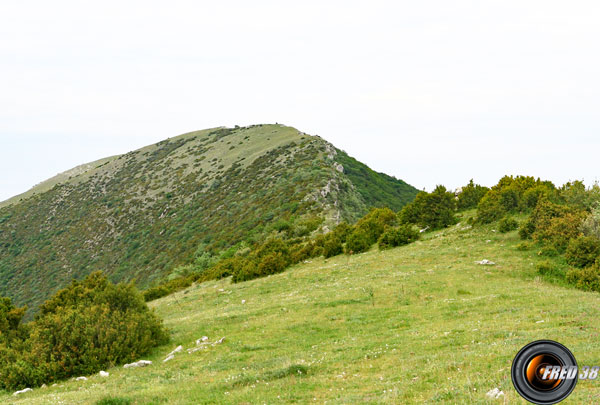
top-left (189, 337), bottom-right (226, 353)
top-left (166, 345), bottom-right (183, 357)
top-left (13, 388), bottom-right (33, 396)
top-left (123, 360), bottom-right (152, 369)
top-left (163, 355), bottom-right (175, 363)
top-left (486, 388), bottom-right (505, 399)
top-left (196, 336), bottom-right (209, 345)
top-left (75, 376), bottom-right (87, 381)
top-left (476, 259), bottom-right (496, 265)
top-left (241, 299), bottom-right (246, 304)
top-left (99, 371), bottom-right (109, 377)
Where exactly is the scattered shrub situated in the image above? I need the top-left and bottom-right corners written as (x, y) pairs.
top-left (498, 216), bottom-right (519, 233)
top-left (518, 220), bottom-right (536, 240)
top-left (519, 199), bottom-right (585, 251)
top-left (0, 272), bottom-right (169, 391)
top-left (345, 228), bottom-right (373, 254)
top-left (378, 225), bottom-right (420, 250)
top-left (565, 236), bottom-right (600, 268)
top-left (536, 261), bottom-right (563, 278)
top-left (567, 263), bottom-right (600, 292)
top-left (399, 185), bottom-right (456, 229)
top-left (538, 246), bottom-right (559, 257)
top-left (534, 212), bottom-right (585, 253)
top-left (560, 180), bottom-right (600, 210)
top-left (323, 236), bottom-right (343, 258)
top-left (476, 176), bottom-right (557, 223)
top-left (330, 222), bottom-right (352, 243)
top-left (456, 180), bottom-right (489, 211)
top-left (355, 208), bottom-right (398, 241)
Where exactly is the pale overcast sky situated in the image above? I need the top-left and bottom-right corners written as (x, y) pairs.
top-left (1, 1), bottom-right (599, 202)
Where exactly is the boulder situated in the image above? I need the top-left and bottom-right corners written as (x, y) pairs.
top-left (123, 360), bottom-right (152, 369)
top-left (75, 376), bottom-right (87, 381)
top-left (13, 388), bottom-right (33, 396)
top-left (99, 371), bottom-right (109, 377)
top-left (166, 345), bottom-right (183, 357)
top-left (485, 388), bottom-right (505, 399)
top-left (196, 336), bottom-right (209, 345)
top-left (476, 259), bottom-right (495, 265)
top-left (163, 355), bottom-right (175, 363)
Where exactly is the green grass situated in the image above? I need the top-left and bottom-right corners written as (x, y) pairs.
top-left (3, 215), bottom-right (600, 403)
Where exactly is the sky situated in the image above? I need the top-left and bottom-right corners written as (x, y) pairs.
top-left (1, 1), bottom-right (599, 202)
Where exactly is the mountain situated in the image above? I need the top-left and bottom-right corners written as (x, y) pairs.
top-left (0, 124), bottom-right (418, 313)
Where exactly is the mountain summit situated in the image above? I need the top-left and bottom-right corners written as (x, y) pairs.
top-left (0, 124), bottom-right (417, 312)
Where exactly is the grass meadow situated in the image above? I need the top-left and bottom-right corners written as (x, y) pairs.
top-left (4, 214), bottom-right (600, 404)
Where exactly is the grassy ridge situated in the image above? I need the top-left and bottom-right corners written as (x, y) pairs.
top-left (4, 213), bottom-right (600, 403)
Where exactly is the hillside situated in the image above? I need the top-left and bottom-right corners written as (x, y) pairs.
top-left (0, 124), bottom-right (418, 314)
top-left (4, 213), bottom-right (600, 403)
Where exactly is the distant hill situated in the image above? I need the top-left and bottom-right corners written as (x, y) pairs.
top-left (0, 124), bottom-right (418, 313)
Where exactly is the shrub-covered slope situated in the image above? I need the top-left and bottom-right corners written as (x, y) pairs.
top-left (0, 125), bottom-right (418, 314)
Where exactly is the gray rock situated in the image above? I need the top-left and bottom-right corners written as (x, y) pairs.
top-left (123, 360), bottom-right (152, 369)
top-left (476, 259), bottom-right (495, 265)
top-left (99, 371), bottom-right (109, 377)
top-left (166, 345), bottom-right (183, 358)
top-left (485, 388), bottom-right (504, 399)
top-left (75, 376), bottom-right (87, 381)
top-left (13, 388), bottom-right (33, 396)
top-left (196, 336), bottom-right (209, 345)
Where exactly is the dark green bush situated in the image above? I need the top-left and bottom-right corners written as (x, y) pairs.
top-left (567, 263), bottom-right (600, 292)
top-left (344, 207), bottom-right (398, 254)
top-left (331, 222), bottom-right (352, 243)
top-left (518, 220), bottom-right (536, 240)
top-left (0, 272), bottom-right (169, 391)
top-left (457, 180), bottom-right (489, 211)
top-left (565, 236), bottom-right (600, 268)
top-left (538, 246), bottom-right (559, 257)
top-left (399, 185), bottom-right (456, 230)
top-left (345, 228), bottom-right (373, 254)
top-left (519, 199), bottom-right (585, 252)
top-left (476, 176), bottom-right (557, 223)
top-left (534, 212), bottom-right (585, 253)
top-left (323, 236), bottom-right (343, 258)
top-left (354, 208), bottom-right (398, 241)
top-left (378, 225), bottom-right (420, 250)
top-left (498, 216), bottom-right (519, 233)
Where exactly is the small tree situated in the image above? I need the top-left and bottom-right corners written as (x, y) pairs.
top-left (399, 185), bottom-right (456, 230)
top-left (456, 180), bottom-right (489, 211)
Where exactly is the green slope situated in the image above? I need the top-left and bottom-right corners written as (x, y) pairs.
top-left (3, 214), bottom-right (599, 403)
top-left (0, 125), bottom-right (418, 314)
